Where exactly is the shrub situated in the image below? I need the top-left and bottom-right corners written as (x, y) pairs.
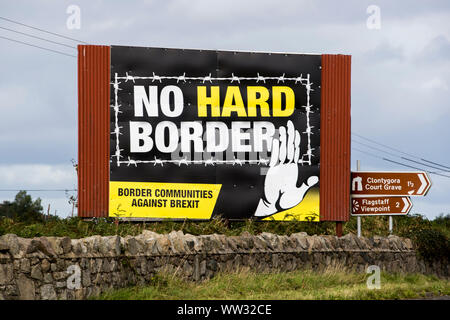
top-left (0, 191), bottom-right (45, 223)
top-left (409, 229), bottom-right (450, 263)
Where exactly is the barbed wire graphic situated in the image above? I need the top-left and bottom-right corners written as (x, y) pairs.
top-left (112, 72), bottom-right (315, 167)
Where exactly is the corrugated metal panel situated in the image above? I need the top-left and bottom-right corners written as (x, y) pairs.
top-left (78, 45), bottom-right (110, 217)
top-left (320, 54), bottom-right (351, 221)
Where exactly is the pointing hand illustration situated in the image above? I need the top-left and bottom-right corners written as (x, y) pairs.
top-left (254, 120), bottom-right (319, 218)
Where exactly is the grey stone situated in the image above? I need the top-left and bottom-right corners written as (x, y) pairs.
top-left (0, 234), bottom-right (20, 256)
top-left (56, 259), bottom-right (65, 271)
top-left (340, 233), bottom-right (358, 249)
top-left (145, 239), bottom-right (159, 255)
top-left (13, 259), bottom-right (20, 271)
top-left (110, 259), bottom-right (118, 272)
top-left (141, 230), bottom-right (161, 239)
top-left (17, 274), bottom-right (35, 300)
top-left (58, 290), bottom-right (68, 300)
top-left (20, 259), bottom-right (31, 273)
top-left (126, 238), bottom-right (140, 255)
top-left (30, 265), bottom-right (43, 281)
top-left (106, 236), bottom-right (121, 255)
top-left (207, 259), bottom-right (218, 272)
top-left (41, 259), bottom-right (51, 272)
top-left (156, 237), bottom-right (171, 254)
top-left (53, 271), bottom-right (67, 281)
top-left (183, 260), bottom-right (193, 277)
top-left (80, 258), bottom-right (89, 269)
top-left (4, 285), bottom-right (18, 297)
top-left (43, 273), bottom-right (53, 284)
top-left (27, 238), bottom-right (56, 257)
top-left (102, 259), bottom-right (111, 272)
top-left (44, 237), bottom-right (63, 255)
top-left (82, 270), bottom-right (91, 287)
top-left (168, 231), bottom-right (186, 253)
top-left (72, 241), bottom-right (83, 255)
top-left (40, 284), bottom-right (57, 300)
top-left (200, 260), bottom-right (206, 276)
top-left (272, 254), bottom-right (279, 268)
top-left (93, 273), bottom-right (102, 285)
top-left (193, 256), bottom-right (200, 281)
top-left (96, 259), bottom-right (104, 273)
top-left (0, 240), bottom-right (9, 252)
top-left (60, 237), bottom-right (72, 254)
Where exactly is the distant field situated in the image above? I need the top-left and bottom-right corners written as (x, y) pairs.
top-left (94, 270), bottom-right (450, 300)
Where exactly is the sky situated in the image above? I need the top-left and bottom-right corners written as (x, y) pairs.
top-left (0, 0), bottom-right (449, 220)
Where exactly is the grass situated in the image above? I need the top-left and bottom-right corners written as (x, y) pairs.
top-left (94, 269), bottom-right (450, 300)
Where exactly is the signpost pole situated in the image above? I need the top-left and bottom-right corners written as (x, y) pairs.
top-left (356, 160), bottom-right (361, 238)
top-left (389, 216), bottom-right (393, 234)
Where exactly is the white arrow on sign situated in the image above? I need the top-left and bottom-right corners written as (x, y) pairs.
top-left (402, 197), bottom-right (412, 213)
top-left (417, 173), bottom-right (429, 195)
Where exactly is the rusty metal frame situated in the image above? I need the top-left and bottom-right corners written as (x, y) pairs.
top-left (319, 54), bottom-right (352, 222)
top-left (78, 45), bottom-right (110, 217)
top-left (77, 48), bottom-right (351, 222)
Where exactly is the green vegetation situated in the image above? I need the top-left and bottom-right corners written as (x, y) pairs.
top-left (94, 269), bottom-right (450, 300)
top-left (0, 191), bottom-right (45, 223)
top-left (1, 213), bottom-right (447, 239)
top-left (407, 229), bottom-right (450, 263)
top-left (1, 192), bottom-right (449, 262)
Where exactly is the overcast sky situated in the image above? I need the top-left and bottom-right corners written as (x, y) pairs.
top-left (0, 0), bottom-right (449, 220)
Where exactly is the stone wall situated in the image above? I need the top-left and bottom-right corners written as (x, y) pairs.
top-left (0, 231), bottom-right (448, 300)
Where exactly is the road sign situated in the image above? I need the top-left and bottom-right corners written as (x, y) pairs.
top-left (351, 196), bottom-right (412, 216)
top-left (350, 171), bottom-right (431, 196)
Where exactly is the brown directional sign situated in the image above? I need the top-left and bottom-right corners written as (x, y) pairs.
top-left (351, 196), bottom-right (412, 216)
top-left (351, 171), bottom-right (431, 196)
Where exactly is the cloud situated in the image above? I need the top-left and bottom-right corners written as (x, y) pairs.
top-left (361, 41), bottom-right (404, 64)
top-left (410, 200), bottom-right (450, 219)
top-left (0, 164), bottom-right (76, 188)
top-left (420, 77), bottom-right (449, 91)
top-left (416, 35), bottom-right (450, 63)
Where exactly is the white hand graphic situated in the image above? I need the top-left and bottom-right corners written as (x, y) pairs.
top-left (254, 120), bottom-right (319, 217)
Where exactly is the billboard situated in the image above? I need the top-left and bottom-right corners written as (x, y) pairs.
top-left (108, 46), bottom-right (321, 221)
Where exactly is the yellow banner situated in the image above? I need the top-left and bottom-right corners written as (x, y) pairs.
top-left (262, 187), bottom-right (320, 222)
top-left (109, 181), bottom-right (222, 219)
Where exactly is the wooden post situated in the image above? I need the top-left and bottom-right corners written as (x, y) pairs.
top-left (336, 222), bottom-right (343, 237)
top-left (356, 160), bottom-right (361, 237)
